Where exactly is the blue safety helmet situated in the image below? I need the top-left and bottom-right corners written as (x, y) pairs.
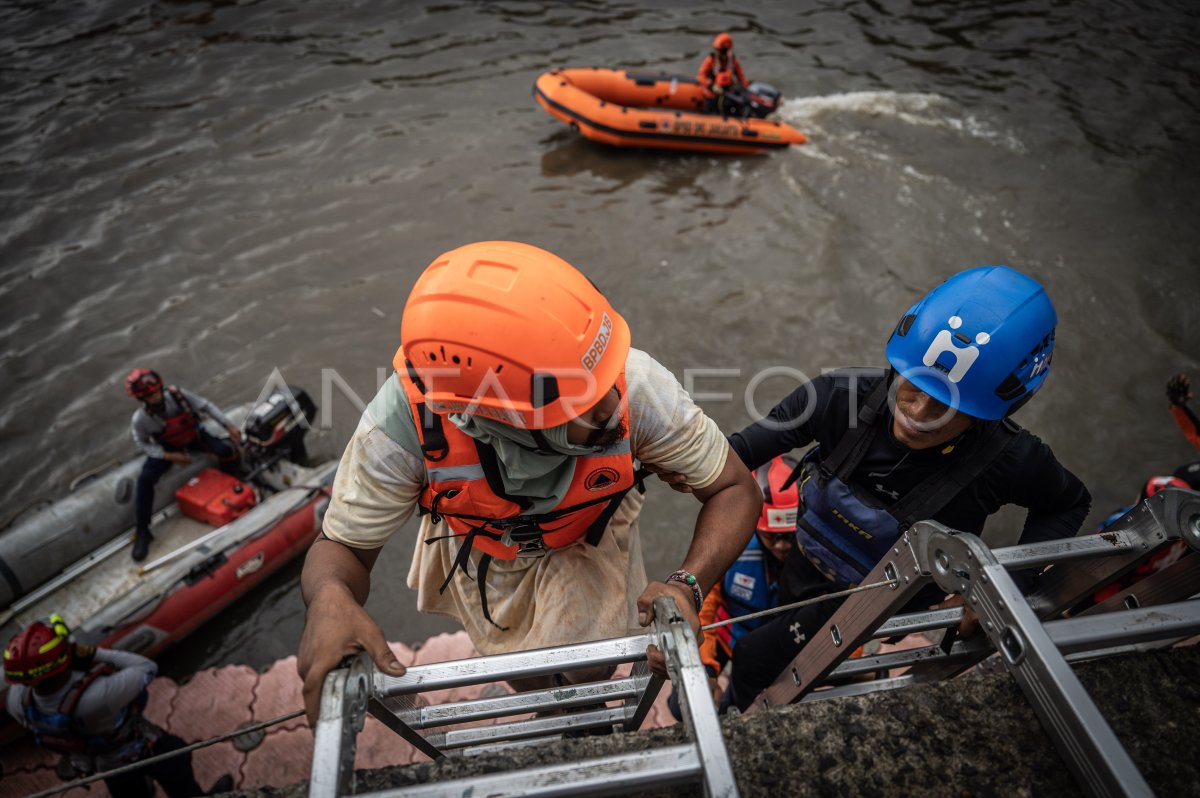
top-left (885, 266), bottom-right (1056, 420)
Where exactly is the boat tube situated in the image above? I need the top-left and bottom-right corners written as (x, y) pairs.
top-left (0, 385), bottom-right (337, 742)
top-left (533, 68), bottom-right (807, 154)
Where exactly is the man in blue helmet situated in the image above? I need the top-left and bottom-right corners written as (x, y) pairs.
top-left (661, 266), bottom-right (1091, 711)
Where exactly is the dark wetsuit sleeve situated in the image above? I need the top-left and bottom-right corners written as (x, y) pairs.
top-left (995, 433), bottom-right (1091, 545)
top-left (728, 378), bottom-right (828, 471)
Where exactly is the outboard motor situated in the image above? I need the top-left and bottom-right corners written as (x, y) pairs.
top-left (243, 385), bottom-right (317, 464)
top-left (745, 81), bottom-right (782, 118)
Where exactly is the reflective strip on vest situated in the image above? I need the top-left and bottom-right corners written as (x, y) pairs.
top-left (428, 464), bottom-right (487, 482)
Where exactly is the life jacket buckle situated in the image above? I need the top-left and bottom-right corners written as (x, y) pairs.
top-left (498, 521), bottom-right (549, 557)
top-left (514, 539), bottom-right (549, 559)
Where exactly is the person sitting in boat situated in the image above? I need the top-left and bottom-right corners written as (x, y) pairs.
top-left (4, 614), bottom-right (233, 797)
top-left (126, 368), bottom-right (242, 562)
top-left (712, 72), bottom-right (752, 119)
top-left (295, 240), bottom-right (762, 724)
top-left (697, 32), bottom-right (749, 113)
top-left (667, 454), bottom-right (798, 720)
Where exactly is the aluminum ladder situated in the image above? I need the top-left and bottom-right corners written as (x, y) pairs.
top-left (309, 595), bottom-right (738, 798)
top-left (746, 487), bottom-right (1200, 798)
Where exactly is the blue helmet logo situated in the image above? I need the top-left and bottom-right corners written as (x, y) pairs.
top-left (886, 266), bottom-right (1057, 420)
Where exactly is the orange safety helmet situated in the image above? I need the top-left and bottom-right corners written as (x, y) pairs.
top-left (712, 32), bottom-right (733, 51)
top-left (4, 616), bottom-right (72, 685)
top-left (397, 241), bottom-right (631, 430)
top-left (755, 455), bottom-right (799, 533)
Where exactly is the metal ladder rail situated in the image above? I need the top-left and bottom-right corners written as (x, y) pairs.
top-left (747, 522), bottom-right (1164, 797)
top-left (804, 489), bottom-right (1200, 693)
top-left (910, 487), bottom-right (1200, 684)
top-left (749, 488), bottom-right (1200, 798)
top-left (801, 549), bottom-right (1200, 702)
top-left (795, 597), bottom-right (1200, 705)
top-left (310, 596), bottom-right (739, 798)
top-left (919, 528), bottom-right (1164, 798)
top-left (750, 522), bottom-right (1173, 710)
top-left (1020, 490), bottom-right (1197, 618)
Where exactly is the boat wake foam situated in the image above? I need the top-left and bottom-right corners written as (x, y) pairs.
top-left (779, 91), bottom-right (1026, 155)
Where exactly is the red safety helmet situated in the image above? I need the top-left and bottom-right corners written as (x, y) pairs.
top-left (712, 32), bottom-right (733, 51)
top-left (755, 455), bottom-right (799, 534)
top-left (125, 368), bottom-right (163, 400)
top-left (4, 617), bottom-right (72, 685)
top-left (1140, 475), bottom-right (1189, 501)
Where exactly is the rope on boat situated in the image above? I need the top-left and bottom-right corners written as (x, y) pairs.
top-left (24, 709), bottom-right (305, 798)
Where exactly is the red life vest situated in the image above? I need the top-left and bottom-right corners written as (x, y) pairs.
top-left (400, 368), bottom-right (645, 627)
top-left (155, 386), bottom-right (200, 447)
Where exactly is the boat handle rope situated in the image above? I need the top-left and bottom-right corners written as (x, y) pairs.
top-left (24, 578), bottom-right (899, 797)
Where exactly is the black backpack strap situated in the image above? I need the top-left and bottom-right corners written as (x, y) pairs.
top-left (415, 403), bottom-right (449, 463)
top-left (475, 554), bottom-right (509, 631)
top-left (472, 440), bottom-right (535, 512)
top-left (889, 419), bottom-right (1021, 528)
top-left (403, 359), bottom-right (449, 463)
top-left (824, 377), bottom-right (892, 482)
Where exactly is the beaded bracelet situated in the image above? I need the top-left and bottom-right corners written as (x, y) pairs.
top-left (665, 569), bottom-right (704, 613)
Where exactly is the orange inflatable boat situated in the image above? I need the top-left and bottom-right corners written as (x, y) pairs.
top-left (533, 68), bottom-right (807, 155)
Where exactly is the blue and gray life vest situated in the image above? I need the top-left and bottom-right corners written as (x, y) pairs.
top-left (792, 377), bottom-right (1018, 586)
top-left (21, 664), bottom-right (148, 760)
top-left (715, 534), bottom-right (780, 650)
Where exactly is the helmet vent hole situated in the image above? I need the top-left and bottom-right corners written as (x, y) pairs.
top-left (429, 352), bottom-right (437, 361)
top-left (530, 374), bottom-right (560, 408)
top-left (896, 314), bottom-right (916, 337)
top-left (994, 374), bottom-right (1025, 401)
top-left (452, 355), bottom-right (461, 365)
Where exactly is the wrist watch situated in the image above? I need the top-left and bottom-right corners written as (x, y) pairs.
top-left (665, 569), bottom-right (704, 613)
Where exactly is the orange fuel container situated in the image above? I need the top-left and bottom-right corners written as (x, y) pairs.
top-left (175, 468), bottom-right (257, 526)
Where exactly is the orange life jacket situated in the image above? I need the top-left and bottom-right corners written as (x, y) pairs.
top-left (400, 367), bottom-right (646, 627)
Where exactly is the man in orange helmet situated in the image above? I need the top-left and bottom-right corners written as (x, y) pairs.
top-left (296, 241), bottom-right (762, 723)
top-left (697, 32), bottom-right (749, 113)
top-left (4, 615), bottom-right (232, 796)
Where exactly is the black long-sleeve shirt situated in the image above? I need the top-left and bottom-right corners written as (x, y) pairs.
top-left (729, 368), bottom-right (1091, 547)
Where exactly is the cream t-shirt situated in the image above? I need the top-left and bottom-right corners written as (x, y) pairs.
top-left (322, 347), bottom-right (728, 653)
